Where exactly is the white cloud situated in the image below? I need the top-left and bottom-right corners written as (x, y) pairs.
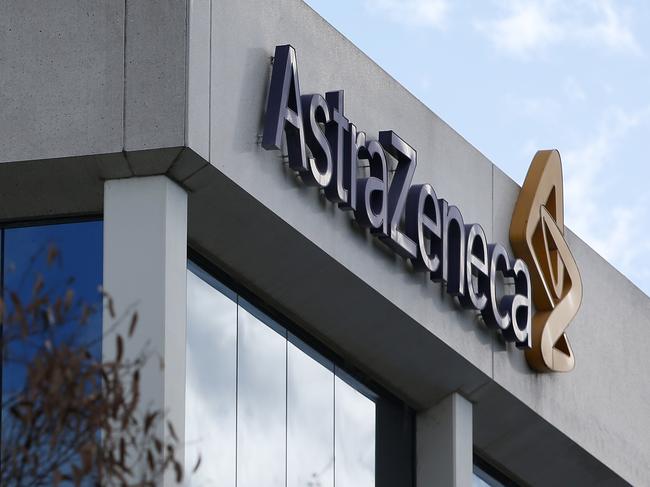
top-left (367, 0), bottom-right (449, 28)
top-left (475, 0), bottom-right (642, 58)
top-left (475, 1), bottom-right (558, 57)
top-left (561, 106), bottom-right (650, 293)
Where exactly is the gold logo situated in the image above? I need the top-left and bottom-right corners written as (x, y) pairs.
top-left (510, 150), bottom-right (583, 372)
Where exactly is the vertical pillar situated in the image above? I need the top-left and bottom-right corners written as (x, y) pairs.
top-left (417, 393), bottom-right (473, 487)
top-left (103, 176), bottom-right (188, 485)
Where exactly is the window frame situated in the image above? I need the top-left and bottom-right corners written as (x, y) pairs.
top-left (474, 453), bottom-right (522, 487)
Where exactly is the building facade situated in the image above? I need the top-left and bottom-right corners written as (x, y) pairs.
top-left (1, 0), bottom-right (649, 485)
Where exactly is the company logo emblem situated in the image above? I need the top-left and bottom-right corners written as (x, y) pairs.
top-left (510, 150), bottom-right (583, 372)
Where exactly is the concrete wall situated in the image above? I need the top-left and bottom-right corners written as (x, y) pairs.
top-left (0, 0), bottom-right (186, 163)
top-left (103, 176), bottom-right (188, 487)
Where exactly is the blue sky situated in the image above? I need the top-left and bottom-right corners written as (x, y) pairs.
top-left (304, 0), bottom-right (650, 296)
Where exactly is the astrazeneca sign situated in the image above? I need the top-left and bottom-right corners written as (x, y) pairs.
top-left (261, 44), bottom-right (582, 368)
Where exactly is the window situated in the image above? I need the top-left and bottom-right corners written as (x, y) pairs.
top-left (1, 220), bottom-right (104, 403)
top-left (473, 456), bottom-right (519, 487)
top-left (474, 471), bottom-right (504, 487)
top-left (0, 220), bottom-right (104, 481)
top-left (185, 260), bottom-right (412, 487)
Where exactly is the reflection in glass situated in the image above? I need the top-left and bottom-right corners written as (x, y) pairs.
top-left (474, 474), bottom-right (493, 487)
top-left (184, 261), bottom-right (384, 487)
top-left (237, 305), bottom-right (287, 487)
top-left (335, 375), bottom-right (376, 487)
top-left (184, 269), bottom-right (237, 486)
top-left (1, 221), bottom-right (103, 486)
top-left (473, 464), bottom-right (508, 487)
top-left (287, 338), bottom-right (334, 487)
top-left (2, 222), bottom-right (104, 399)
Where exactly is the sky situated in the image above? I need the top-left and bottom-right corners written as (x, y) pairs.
top-left (303, 0), bottom-right (650, 297)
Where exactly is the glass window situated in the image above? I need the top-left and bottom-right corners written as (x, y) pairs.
top-left (474, 474), bottom-right (495, 487)
top-left (185, 260), bottom-right (409, 487)
top-left (1, 220), bottom-right (103, 484)
top-left (1, 221), bottom-right (103, 402)
top-left (184, 267), bottom-right (237, 487)
top-left (237, 303), bottom-right (287, 487)
top-left (473, 459), bottom-right (512, 487)
top-left (334, 374), bottom-right (376, 487)
top-left (287, 336), bottom-right (334, 487)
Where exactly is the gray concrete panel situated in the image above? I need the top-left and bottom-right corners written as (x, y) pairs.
top-left (417, 393), bottom-right (473, 487)
top-left (0, 148), bottom-right (191, 224)
top-left (491, 234), bottom-right (650, 485)
top-left (491, 166), bottom-right (518, 257)
top-left (103, 176), bottom-right (188, 485)
top-left (0, 153), bottom-right (128, 222)
top-left (0, 0), bottom-right (124, 162)
top-left (472, 381), bottom-right (624, 486)
top-left (123, 0), bottom-right (186, 151)
top-left (124, 146), bottom-right (185, 176)
top-left (186, 0), bottom-right (210, 160)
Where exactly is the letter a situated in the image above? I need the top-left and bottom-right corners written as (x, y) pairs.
top-left (262, 45), bottom-right (308, 173)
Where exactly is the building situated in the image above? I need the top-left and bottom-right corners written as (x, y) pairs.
top-left (1, 0), bottom-right (649, 485)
